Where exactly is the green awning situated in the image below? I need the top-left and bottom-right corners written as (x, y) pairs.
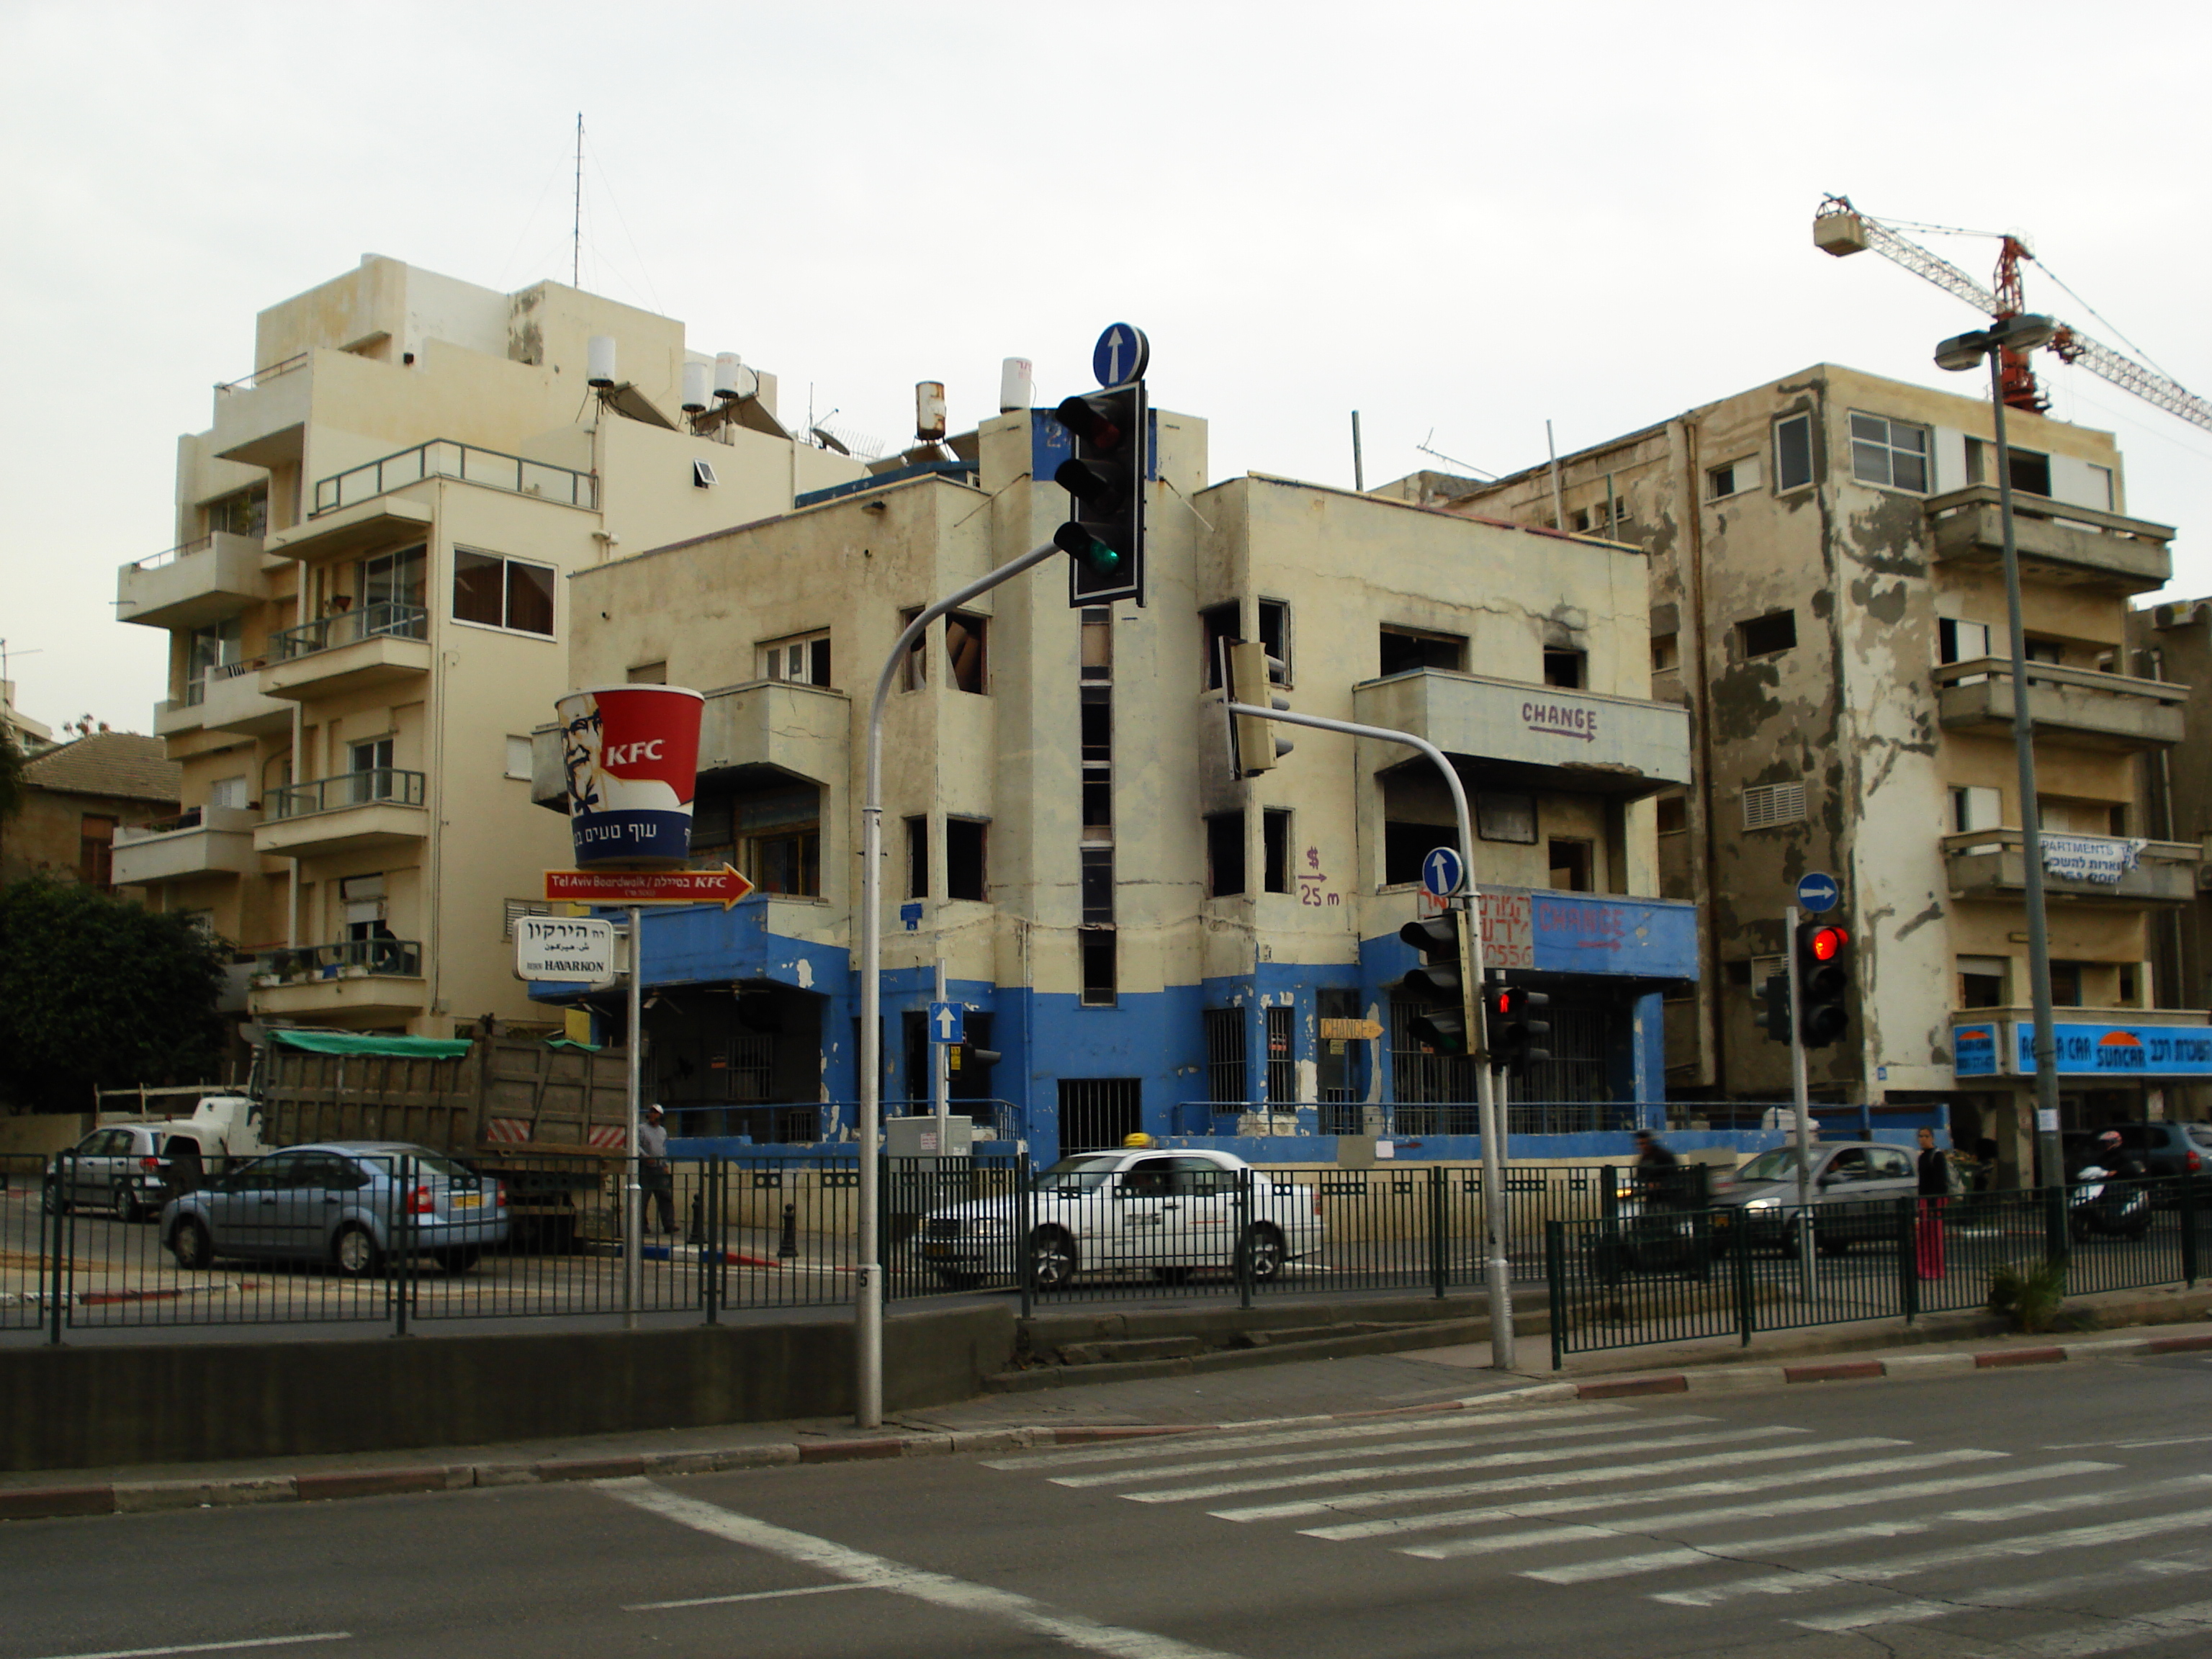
top-left (266, 1030), bottom-right (472, 1060)
top-left (541, 1037), bottom-right (603, 1053)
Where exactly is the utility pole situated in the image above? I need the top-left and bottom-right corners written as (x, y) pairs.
top-left (1784, 902), bottom-right (1816, 1295)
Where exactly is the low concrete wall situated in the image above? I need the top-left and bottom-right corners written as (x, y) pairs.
top-left (0, 1114), bottom-right (87, 1158)
top-left (0, 1303), bottom-right (1014, 1474)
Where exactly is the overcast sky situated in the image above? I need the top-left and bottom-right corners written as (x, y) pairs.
top-left (4, 0), bottom-right (2207, 734)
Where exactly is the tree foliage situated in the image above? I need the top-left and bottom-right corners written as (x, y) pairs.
top-left (0, 728), bottom-right (24, 824)
top-left (0, 878), bottom-right (228, 1110)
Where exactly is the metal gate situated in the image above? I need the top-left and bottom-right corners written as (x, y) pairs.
top-left (1058, 1078), bottom-right (1141, 1154)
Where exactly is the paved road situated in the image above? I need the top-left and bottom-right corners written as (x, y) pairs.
top-left (8, 1352), bottom-right (2212, 1658)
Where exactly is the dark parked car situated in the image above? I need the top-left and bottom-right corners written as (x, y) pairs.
top-left (159, 1142), bottom-right (508, 1277)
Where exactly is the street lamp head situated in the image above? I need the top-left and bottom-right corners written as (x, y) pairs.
top-left (1935, 331), bottom-right (1991, 372)
top-left (1935, 313), bottom-right (2061, 372)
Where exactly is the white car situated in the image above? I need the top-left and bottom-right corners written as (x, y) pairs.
top-left (919, 1147), bottom-right (1325, 1290)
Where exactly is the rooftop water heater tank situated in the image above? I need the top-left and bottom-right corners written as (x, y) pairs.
top-left (999, 357), bottom-right (1034, 414)
top-left (587, 336), bottom-right (618, 388)
top-left (713, 352), bottom-right (746, 400)
top-left (681, 361), bottom-right (711, 413)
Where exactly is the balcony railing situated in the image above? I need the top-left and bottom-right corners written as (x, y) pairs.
top-left (215, 353), bottom-right (309, 395)
top-left (268, 768), bottom-right (426, 822)
top-left (1934, 657), bottom-right (2188, 750)
top-left (310, 439), bottom-right (596, 517)
top-left (131, 536), bottom-right (213, 573)
top-left (182, 659), bottom-right (266, 706)
top-left (251, 938), bottom-right (423, 984)
top-left (269, 602), bottom-right (427, 662)
top-left (1942, 828), bottom-right (2201, 904)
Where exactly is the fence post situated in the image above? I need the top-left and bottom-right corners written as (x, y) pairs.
top-left (1600, 1165), bottom-right (1619, 1222)
top-left (2183, 1172), bottom-right (2200, 1288)
top-left (1236, 1165), bottom-right (1254, 1311)
top-left (392, 1154), bottom-right (412, 1339)
top-left (702, 1161), bottom-right (721, 1326)
top-left (46, 1157), bottom-right (67, 1346)
top-left (1017, 1151), bottom-right (1034, 1321)
top-left (2044, 1182), bottom-right (2069, 1286)
top-left (1897, 1197), bottom-right (1919, 1323)
top-left (1429, 1166), bottom-right (1448, 1300)
top-left (1732, 1214), bottom-right (1756, 1346)
top-left (1544, 1218), bottom-right (1565, 1370)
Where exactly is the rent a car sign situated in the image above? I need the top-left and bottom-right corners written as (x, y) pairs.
top-left (1955, 1020), bottom-right (2212, 1077)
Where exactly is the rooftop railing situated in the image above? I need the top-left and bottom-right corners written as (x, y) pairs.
top-left (215, 353), bottom-right (310, 395)
top-left (310, 439), bottom-right (596, 517)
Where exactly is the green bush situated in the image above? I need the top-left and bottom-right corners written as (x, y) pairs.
top-left (1987, 1258), bottom-right (2070, 1334)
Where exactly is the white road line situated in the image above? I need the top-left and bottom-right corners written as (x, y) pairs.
top-left (626, 1583), bottom-right (873, 1611)
top-left (1794, 1552), bottom-right (2212, 1632)
top-left (1654, 1506), bottom-right (2212, 1607)
top-left (1047, 1415), bottom-right (1700, 1488)
top-left (601, 1479), bottom-right (1251, 1659)
top-left (22, 1639), bottom-right (350, 1659)
top-left (1312, 1450), bottom-right (2020, 1541)
top-left (1215, 1435), bottom-right (1910, 1524)
top-left (981, 1406), bottom-right (1635, 1470)
top-left (1521, 1467), bottom-right (2194, 1581)
top-left (1119, 1426), bottom-right (1802, 1505)
top-left (2010, 1598), bottom-right (2212, 1656)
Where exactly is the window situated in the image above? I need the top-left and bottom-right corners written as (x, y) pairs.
top-left (204, 485), bottom-right (268, 539)
top-left (1655, 794), bottom-right (1688, 835)
top-left (1383, 821), bottom-right (1442, 886)
top-left (1707, 459), bottom-right (1758, 500)
top-left (1742, 780), bottom-right (1807, 830)
top-left (905, 817), bottom-right (928, 899)
top-left (1080, 688), bottom-right (1111, 765)
top-left (1205, 1008), bottom-right (1249, 1103)
top-left (1080, 932), bottom-right (1118, 1007)
top-left (946, 819), bottom-right (986, 902)
top-left (504, 736), bottom-right (532, 781)
top-left (1258, 600), bottom-right (1291, 683)
top-left (945, 611), bottom-right (986, 693)
top-left (1775, 414), bottom-right (1815, 492)
top-left (453, 550), bottom-right (554, 636)
top-left (1081, 607), bottom-right (1112, 681)
top-left (1200, 602), bottom-right (1238, 690)
top-left (1083, 778), bottom-right (1112, 842)
top-left (1958, 956), bottom-right (2007, 1009)
top-left (760, 631), bottom-right (831, 687)
top-left (743, 790), bottom-right (820, 897)
top-left (1380, 626), bottom-right (1466, 678)
top-left (2085, 464), bottom-right (2114, 511)
top-left (1265, 1005), bottom-right (1295, 1105)
top-left (1542, 649), bottom-right (1585, 689)
top-left (1938, 619), bottom-right (1992, 665)
top-left (1206, 811), bottom-right (1246, 897)
top-left (340, 873), bottom-right (387, 943)
top-left (2108, 804), bottom-right (2131, 837)
top-left (1650, 633), bottom-right (1679, 673)
top-left (1476, 793), bottom-right (1537, 845)
top-left (1081, 849), bottom-right (1115, 925)
top-left (79, 814), bottom-right (117, 889)
top-left (2007, 447), bottom-right (2052, 498)
top-left (361, 546), bottom-right (426, 614)
top-left (208, 775), bottom-right (249, 810)
top-left (1263, 809), bottom-right (1291, 894)
top-left (1548, 839), bottom-right (1593, 892)
top-left (626, 661), bottom-right (667, 685)
top-left (2047, 961), bottom-right (2085, 1008)
top-left (186, 616), bottom-right (243, 699)
top-left (349, 737), bottom-right (397, 803)
top-left (503, 898), bottom-right (554, 940)
top-left (1737, 610), bottom-right (1796, 658)
top-left (1848, 413), bottom-right (1930, 493)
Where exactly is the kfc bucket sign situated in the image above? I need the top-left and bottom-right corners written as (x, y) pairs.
top-left (556, 685), bottom-right (704, 866)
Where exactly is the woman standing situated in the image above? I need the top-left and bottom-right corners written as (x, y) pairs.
top-left (1915, 1125), bottom-right (1949, 1280)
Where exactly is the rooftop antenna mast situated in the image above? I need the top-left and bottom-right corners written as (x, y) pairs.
top-left (572, 114), bottom-right (583, 288)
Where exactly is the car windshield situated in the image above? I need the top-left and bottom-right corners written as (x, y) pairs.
top-left (1733, 1150), bottom-right (1810, 1184)
top-left (1033, 1156), bottom-right (1120, 1194)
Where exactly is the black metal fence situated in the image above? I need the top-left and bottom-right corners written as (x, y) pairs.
top-left (1545, 1175), bottom-right (2208, 1368)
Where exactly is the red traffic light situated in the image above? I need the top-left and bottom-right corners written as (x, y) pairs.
top-left (1804, 925), bottom-right (1848, 963)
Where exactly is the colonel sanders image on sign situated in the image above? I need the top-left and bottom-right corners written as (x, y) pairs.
top-left (554, 685), bottom-right (704, 866)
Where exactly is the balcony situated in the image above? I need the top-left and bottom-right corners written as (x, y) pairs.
top-left (1927, 486), bottom-right (2173, 595)
top-left (530, 679), bottom-right (851, 811)
top-left (254, 768), bottom-right (428, 859)
top-left (210, 352), bottom-right (311, 468)
top-left (248, 938), bottom-right (427, 1024)
top-left (1942, 829), bottom-right (2200, 906)
top-left (153, 661), bottom-right (291, 739)
top-left (116, 534), bottom-right (270, 629)
top-left (262, 603), bottom-right (431, 701)
top-left (1351, 668), bottom-right (1691, 797)
top-left (1935, 658), bottom-right (2187, 752)
top-left (112, 805), bottom-right (263, 886)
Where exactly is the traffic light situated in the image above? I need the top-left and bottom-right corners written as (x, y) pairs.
top-left (1053, 382), bottom-right (1146, 608)
top-left (1223, 639), bottom-right (1294, 776)
top-left (1396, 912), bottom-right (1472, 1056)
top-left (1487, 984), bottom-right (1552, 1076)
top-left (948, 1040), bottom-right (1001, 1079)
top-left (1796, 922), bottom-right (1851, 1048)
top-left (1759, 971), bottom-right (1793, 1045)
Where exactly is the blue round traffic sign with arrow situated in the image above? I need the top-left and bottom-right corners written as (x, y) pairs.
top-left (1797, 871), bottom-right (1840, 913)
top-left (1092, 323), bottom-right (1150, 387)
top-left (1421, 846), bottom-right (1465, 899)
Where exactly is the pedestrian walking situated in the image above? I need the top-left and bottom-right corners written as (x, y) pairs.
top-left (1634, 1130), bottom-right (1683, 1210)
top-left (639, 1103), bottom-right (676, 1236)
top-left (1915, 1125), bottom-right (1948, 1280)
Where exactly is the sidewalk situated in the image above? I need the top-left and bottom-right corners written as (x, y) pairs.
top-left (4, 1282), bottom-right (2209, 1521)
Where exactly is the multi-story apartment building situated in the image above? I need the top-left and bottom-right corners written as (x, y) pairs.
top-left (114, 257), bottom-right (861, 1035)
top-left (526, 399), bottom-right (1696, 1164)
top-left (1438, 365), bottom-right (2193, 1184)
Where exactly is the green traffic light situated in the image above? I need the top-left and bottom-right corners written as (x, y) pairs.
top-left (1085, 540), bottom-right (1123, 573)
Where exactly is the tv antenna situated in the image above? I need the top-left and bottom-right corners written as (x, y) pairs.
top-left (572, 114), bottom-right (583, 288)
top-left (1416, 430), bottom-right (1497, 481)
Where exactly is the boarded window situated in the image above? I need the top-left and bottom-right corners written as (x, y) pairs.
top-left (1477, 793), bottom-right (1536, 845)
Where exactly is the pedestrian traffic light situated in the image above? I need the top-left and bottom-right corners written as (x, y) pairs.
top-left (1223, 639), bottom-right (1294, 776)
top-left (1396, 912), bottom-right (1472, 1056)
top-left (1759, 971), bottom-right (1793, 1045)
top-left (1796, 922), bottom-right (1851, 1048)
top-left (1053, 382), bottom-right (1146, 608)
top-left (1487, 985), bottom-right (1552, 1076)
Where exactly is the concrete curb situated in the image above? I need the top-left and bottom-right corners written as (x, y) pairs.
top-left (6, 1330), bottom-right (2210, 1524)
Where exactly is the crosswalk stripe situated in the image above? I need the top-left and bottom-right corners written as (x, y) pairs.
top-left (1306, 1449), bottom-right (2014, 1539)
top-left (1047, 1414), bottom-right (1701, 1489)
top-left (1521, 1465), bottom-right (2189, 1582)
top-left (1795, 1550), bottom-right (2212, 1632)
top-left (982, 1405), bottom-right (1635, 1470)
top-left (1654, 1505), bottom-right (2212, 1607)
top-left (2010, 1597), bottom-right (2212, 1657)
top-left (1120, 1426), bottom-right (1802, 1505)
top-left (1213, 1435), bottom-right (1909, 1525)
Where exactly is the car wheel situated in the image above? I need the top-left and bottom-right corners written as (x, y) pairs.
top-left (112, 1183), bottom-right (143, 1225)
top-left (1241, 1224), bottom-right (1286, 1283)
top-left (333, 1223), bottom-right (384, 1279)
top-left (170, 1217), bottom-right (213, 1270)
top-left (1029, 1227), bottom-right (1076, 1290)
top-left (1817, 1232), bottom-right (1853, 1257)
top-left (433, 1248), bottom-right (481, 1274)
top-left (1781, 1216), bottom-right (1812, 1256)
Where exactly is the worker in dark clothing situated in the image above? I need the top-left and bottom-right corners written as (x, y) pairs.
top-left (1633, 1129), bottom-right (1683, 1210)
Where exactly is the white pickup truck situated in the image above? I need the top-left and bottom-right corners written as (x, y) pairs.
top-left (50, 1094), bottom-right (272, 1221)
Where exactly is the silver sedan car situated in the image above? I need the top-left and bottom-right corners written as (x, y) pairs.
top-left (161, 1142), bottom-right (508, 1277)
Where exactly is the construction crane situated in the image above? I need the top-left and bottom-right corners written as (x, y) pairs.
top-left (1814, 194), bottom-right (2212, 435)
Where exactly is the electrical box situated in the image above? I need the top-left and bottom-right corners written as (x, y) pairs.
top-left (884, 1115), bottom-right (972, 1158)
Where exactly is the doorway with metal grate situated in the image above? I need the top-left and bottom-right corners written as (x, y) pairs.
top-left (1059, 1078), bottom-right (1141, 1154)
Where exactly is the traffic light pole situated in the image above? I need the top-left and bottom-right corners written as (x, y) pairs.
top-left (858, 539), bottom-right (1062, 1428)
top-left (1222, 698), bottom-right (1515, 1369)
top-left (1784, 903), bottom-right (1816, 1296)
